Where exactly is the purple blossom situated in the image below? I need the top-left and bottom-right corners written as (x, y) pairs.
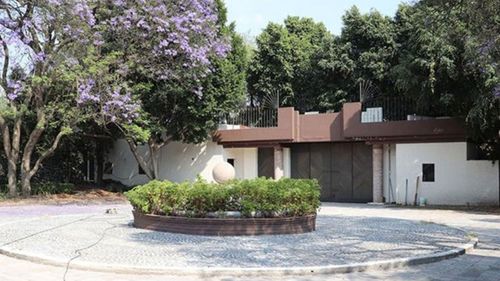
top-left (102, 0), bottom-right (230, 94)
top-left (77, 80), bottom-right (139, 124)
top-left (113, 0), bottom-right (126, 7)
top-left (6, 80), bottom-right (22, 101)
top-left (102, 88), bottom-right (140, 123)
top-left (494, 85), bottom-right (500, 99)
top-left (73, 2), bottom-right (96, 26)
top-left (76, 79), bottom-right (99, 104)
top-left (48, 0), bottom-right (63, 5)
top-left (33, 51), bottom-right (46, 62)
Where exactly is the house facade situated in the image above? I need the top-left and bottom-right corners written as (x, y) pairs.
top-left (104, 101), bottom-right (499, 206)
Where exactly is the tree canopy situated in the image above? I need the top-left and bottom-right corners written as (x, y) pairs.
top-left (0, 0), bottom-right (248, 194)
top-left (248, 1), bottom-right (499, 158)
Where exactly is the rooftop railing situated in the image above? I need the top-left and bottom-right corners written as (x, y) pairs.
top-left (362, 96), bottom-right (417, 122)
top-left (220, 107), bottom-right (278, 128)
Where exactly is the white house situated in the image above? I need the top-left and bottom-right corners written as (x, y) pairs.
top-left (104, 102), bottom-right (499, 206)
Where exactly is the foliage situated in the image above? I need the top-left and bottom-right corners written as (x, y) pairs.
top-left (0, 0), bottom-right (245, 195)
top-left (31, 181), bottom-right (74, 196)
top-left (0, 0), bottom-right (106, 196)
top-left (248, 17), bottom-right (335, 112)
top-left (0, 181), bottom-right (74, 196)
top-left (82, 0), bottom-right (249, 179)
top-left (134, 0), bottom-right (247, 143)
top-left (248, 2), bottom-right (499, 158)
top-left (391, 1), bottom-right (499, 158)
top-left (125, 178), bottom-right (321, 218)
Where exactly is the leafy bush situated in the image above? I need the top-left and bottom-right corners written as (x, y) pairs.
top-left (125, 178), bottom-right (321, 218)
top-left (0, 181), bottom-right (75, 197)
top-left (31, 182), bottom-right (75, 195)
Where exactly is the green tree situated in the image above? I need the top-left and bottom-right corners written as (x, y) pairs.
top-left (392, 1), bottom-right (499, 158)
top-left (115, 0), bottom-right (249, 179)
top-left (248, 17), bottom-right (334, 112)
top-left (341, 6), bottom-right (398, 99)
top-left (0, 1), bottom-right (97, 196)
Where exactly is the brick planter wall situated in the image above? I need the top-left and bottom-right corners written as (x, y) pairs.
top-left (132, 211), bottom-right (316, 236)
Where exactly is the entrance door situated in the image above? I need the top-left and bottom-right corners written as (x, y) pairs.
top-left (291, 143), bottom-right (373, 203)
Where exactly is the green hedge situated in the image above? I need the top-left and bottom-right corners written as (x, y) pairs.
top-left (0, 181), bottom-right (74, 197)
top-left (125, 178), bottom-right (320, 218)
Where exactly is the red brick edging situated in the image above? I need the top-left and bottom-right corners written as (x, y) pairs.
top-left (132, 211), bottom-right (316, 236)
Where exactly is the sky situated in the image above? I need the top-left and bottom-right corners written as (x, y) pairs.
top-left (225, 0), bottom-right (406, 38)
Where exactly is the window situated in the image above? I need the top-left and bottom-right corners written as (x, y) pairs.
top-left (227, 158), bottom-right (235, 167)
top-left (422, 163), bottom-right (435, 182)
top-left (138, 165), bottom-right (146, 175)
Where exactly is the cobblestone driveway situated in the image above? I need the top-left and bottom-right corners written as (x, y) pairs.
top-left (0, 203), bottom-right (498, 281)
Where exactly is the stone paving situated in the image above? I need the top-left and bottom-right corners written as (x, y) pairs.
top-left (0, 204), bottom-right (470, 269)
top-left (0, 203), bottom-right (498, 281)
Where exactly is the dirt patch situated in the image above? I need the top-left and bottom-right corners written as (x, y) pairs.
top-left (0, 189), bottom-right (128, 206)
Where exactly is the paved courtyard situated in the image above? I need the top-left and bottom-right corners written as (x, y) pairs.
top-left (0, 203), bottom-right (498, 281)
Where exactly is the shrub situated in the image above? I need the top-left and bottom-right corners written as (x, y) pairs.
top-left (125, 178), bottom-right (321, 218)
top-left (31, 182), bottom-right (75, 195)
top-left (0, 181), bottom-right (75, 197)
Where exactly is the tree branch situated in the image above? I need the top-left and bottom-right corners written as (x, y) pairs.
top-left (126, 138), bottom-right (154, 179)
top-left (21, 110), bottom-right (46, 169)
top-left (28, 129), bottom-right (64, 178)
top-left (0, 115), bottom-right (11, 158)
top-left (0, 33), bottom-right (9, 85)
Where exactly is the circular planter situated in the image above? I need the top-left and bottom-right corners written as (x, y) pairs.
top-left (132, 210), bottom-right (316, 236)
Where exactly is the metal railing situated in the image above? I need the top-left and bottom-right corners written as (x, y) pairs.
top-left (362, 96), bottom-right (417, 121)
top-left (220, 107), bottom-right (278, 128)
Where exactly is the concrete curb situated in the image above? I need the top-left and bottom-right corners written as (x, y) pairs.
top-left (0, 237), bottom-right (478, 277)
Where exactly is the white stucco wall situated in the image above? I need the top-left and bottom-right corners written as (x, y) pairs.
top-left (382, 144), bottom-right (397, 203)
top-left (393, 142), bottom-right (499, 206)
top-left (104, 140), bottom-right (258, 186)
top-left (103, 139), bottom-right (150, 186)
top-left (225, 147), bottom-right (258, 179)
top-left (243, 148), bottom-right (258, 179)
top-left (283, 147), bottom-right (291, 178)
top-left (157, 141), bottom-right (225, 183)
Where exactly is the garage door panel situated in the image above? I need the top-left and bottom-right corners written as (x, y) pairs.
top-left (352, 143), bottom-right (373, 202)
top-left (291, 144), bottom-right (310, 179)
top-left (258, 148), bottom-right (274, 178)
top-left (331, 143), bottom-right (353, 202)
top-left (291, 142), bottom-right (373, 203)
top-left (310, 143), bottom-right (333, 202)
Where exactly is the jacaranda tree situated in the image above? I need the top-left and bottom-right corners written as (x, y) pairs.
top-left (0, 0), bottom-right (106, 196)
top-left (74, 0), bottom-right (244, 180)
top-left (0, 0), bottom-right (236, 195)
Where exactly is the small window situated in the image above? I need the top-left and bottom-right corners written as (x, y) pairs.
top-left (422, 163), bottom-right (435, 182)
top-left (227, 158), bottom-right (235, 167)
top-left (138, 165), bottom-right (146, 175)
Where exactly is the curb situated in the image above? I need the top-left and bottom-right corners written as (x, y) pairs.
top-left (0, 237), bottom-right (478, 277)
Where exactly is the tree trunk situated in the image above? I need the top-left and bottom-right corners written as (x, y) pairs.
top-left (126, 139), bottom-right (154, 179)
top-left (6, 160), bottom-right (17, 197)
top-left (21, 134), bottom-right (40, 197)
top-left (20, 173), bottom-right (32, 198)
top-left (1, 117), bottom-right (22, 197)
top-left (20, 129), bottom-right (65, 197)
top-left (148, 140), bottom-right (161, 179)
top-left (95, 140), bottom-right (104, 186)
top-left (125, 137), bottom-right (170, 180)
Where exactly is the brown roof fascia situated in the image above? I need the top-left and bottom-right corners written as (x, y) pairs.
top-left (342, 102), bottom-right (466, 141)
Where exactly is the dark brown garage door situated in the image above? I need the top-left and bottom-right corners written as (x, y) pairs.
top-left (258, 148), bottom-right (274, 178)
top-left (290, 143), bottom-right (373, 203)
